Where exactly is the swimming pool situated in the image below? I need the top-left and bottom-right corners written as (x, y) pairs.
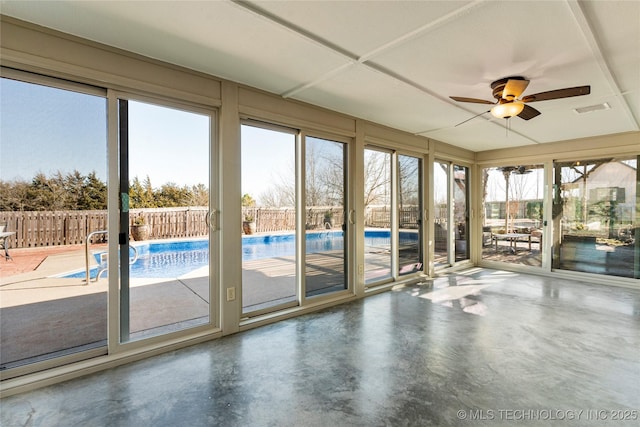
top-left (64, 230), bottom-right (416, 279)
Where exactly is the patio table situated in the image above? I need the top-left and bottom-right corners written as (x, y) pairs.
top-left (1, 231), bottom-right (16, 260)
top-left (492, 233), bottom-right (532, 252)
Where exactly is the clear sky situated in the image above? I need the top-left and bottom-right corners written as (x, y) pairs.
top-left (128, 100), bottom-right (209, 187)
top-left (2, 77), bottom-right (316, 202)
top-left (241, 124), bottom-right (294, 204)
top-left (1, 78), bottom-right (209, 188)
top-left (1, 77), bottom-right (108, 181)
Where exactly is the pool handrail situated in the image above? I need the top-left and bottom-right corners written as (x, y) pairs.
top-left (85, 230), bottom-right (139, 283)
top-left (85, 230), bottom-right (108, 284)
top-left (94, 246), bottom-right (138, 282)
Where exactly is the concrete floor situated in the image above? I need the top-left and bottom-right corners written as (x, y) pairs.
top-left (2, 268), bottom-right (639, 426)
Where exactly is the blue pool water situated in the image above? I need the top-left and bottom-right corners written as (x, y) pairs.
top-left (65, 230), bottom-right (415, 279)
top-left (242, 231), bottom-right (346, 260)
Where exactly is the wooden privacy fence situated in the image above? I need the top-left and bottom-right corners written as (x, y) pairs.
top-left (0, 208), bottom-right (209, 249)
top-left (398, 207), bottom-right (420, 229)
top-left (0, 210), bottom-right (108, 248)
top-left (242, 206), bottom-right (420, 231)
top-left (365, 206), bottom-right (420, 229)
top-left (129, 207), bottom-right (210, 240)
top-left (242, 207), bottom-right (345, 232)
top-left (1, 205), bottom-right (421, 248)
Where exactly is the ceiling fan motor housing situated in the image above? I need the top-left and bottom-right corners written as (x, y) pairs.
top-left (491, 76), bottom-right (527, 100)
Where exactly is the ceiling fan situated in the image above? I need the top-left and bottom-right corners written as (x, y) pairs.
top-left (450, 76), bottom-right (590, 125)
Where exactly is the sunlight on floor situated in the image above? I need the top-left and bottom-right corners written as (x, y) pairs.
top-left (399, 269), bottom-right (520, 316)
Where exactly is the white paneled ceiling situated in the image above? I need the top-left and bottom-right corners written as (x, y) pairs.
top-left (1, 0), bottom-right (638, 152)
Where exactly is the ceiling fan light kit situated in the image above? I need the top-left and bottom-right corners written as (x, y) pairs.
top-left (491, 101), bottom-right (525, 119)
top-left (450, 76), bottom-right (591, 124)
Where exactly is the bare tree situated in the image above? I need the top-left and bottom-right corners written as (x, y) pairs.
top-left (258, 157), bottom-right (295, 208)
top-left (255, 145), bottom-right (392, 210)
top-left (398, 155), bottom-right (419, 207)
top-left (313, 139), bottom-right (345, 207)
top-left (364, 149), bottom-right (390, 207)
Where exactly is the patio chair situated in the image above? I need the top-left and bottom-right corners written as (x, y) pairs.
top-left (0, 222), bottom-right (14, 261)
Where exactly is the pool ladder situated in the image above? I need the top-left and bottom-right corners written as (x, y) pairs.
top-left (85, 230), bottom-right (138, 283)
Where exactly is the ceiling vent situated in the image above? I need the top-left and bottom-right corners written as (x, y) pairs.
top-left (574, 102), bottom-right (611, 114)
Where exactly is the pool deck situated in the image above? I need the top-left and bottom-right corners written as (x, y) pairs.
top-left (0, 245), bottom-right (210, 368)
top-left (1, 237), bottom-right (420, 368)
top-left (1, 243), bottom-right (350, 368)
top-left (0, 244), bottom-right (95, 279)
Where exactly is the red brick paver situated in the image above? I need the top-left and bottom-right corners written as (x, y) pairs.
top-left (0, 245), bottom-right (89, 277)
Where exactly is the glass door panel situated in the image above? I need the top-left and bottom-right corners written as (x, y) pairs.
top-left (364, 148), bottom-right (392, 284)
top-left (553, 157), bottom-right (638, 278)
top-left (119, 99), bottom-right (211, 342)
top-left (0, 76), bottom-right (107, 371)
top-left (482, 165), bottom-right (544, 267)
top-left (304, 136), bottom-right (347, 297)
top-left (434, 161), bottom-right (450, 267)
top-left (241, 124), bottom-right (298, 314)
top-left (398, 155), bottom-right (423, 275)
top-left (453, 165), bottom-right (469, 262)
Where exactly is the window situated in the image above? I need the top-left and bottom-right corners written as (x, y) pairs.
top-left (434, 160), bottom-right (449, 267)
top-left (305, 136), bottom-right (348, 297)
top-left (364, 148), bottom-right (424, 285)
top-left (482, 165), bottom-right (545, 267)
top-left (364, 148), bottom-right (392, 284)
top-left (434, 161), bottom-right (470, 267)
top-left (553, 156), bottom-right (639, 279)
top-left (241, 124), bottom-right (298, 314)
top-left (117, 98), bottom-right (213, 342)
top-left (453, 164), bottom-right (469, 262)
top-left (398, 154), bottom-right (423, 275)
top-left (0, 75), bottom-right (107, 371)
top-left (241, 124), bottom-right (352, 316)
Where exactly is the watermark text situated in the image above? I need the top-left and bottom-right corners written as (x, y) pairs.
top-left (456, 409), bottom-right (638, 422)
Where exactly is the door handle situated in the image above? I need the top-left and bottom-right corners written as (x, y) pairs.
top-left (348, 209), bottom-right (355, 225)
top-left (206, 210), bottom-right (218, 232)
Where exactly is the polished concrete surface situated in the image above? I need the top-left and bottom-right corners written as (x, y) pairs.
top-left (2, 268), bottom-right (639, 426)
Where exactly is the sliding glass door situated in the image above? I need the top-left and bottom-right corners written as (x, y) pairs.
top-left (241, 124), bottom-right (298, 314)
top-left (453, 165), bottom-right (469, 262)
top-left (364, 148), bottom-right (392, 284)
top-left (553, 156), bottom-right (638, 278)
top-left (398, 155), bottom-right (423, 275)
top-left (364, 148), bottom-right (424, 286)
top-left (0, 74), bottom-right (108, 373)
top-left (118, 98), bottom-right (214, 342)
top-left (434, 161), bottom-right (450, 267)
top-left (241, 124), bottom-right (352, 316)
top-left (304, 136), bottom-right (348, 298)
top-left (481, 165), bottom-right (545, 267)
top-left (433, 160), bottom-right (470, 268)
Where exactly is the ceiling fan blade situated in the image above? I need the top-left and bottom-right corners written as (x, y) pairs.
top-left (517, 104), bottom-right (541, 120)
top-left (450, 96), bottom-right (494, 105)
top-left (502, 78), bottom-right (529, 100)
top-left (521, 86), bottom-right (590, 103)
top-left (455, 110), bottom-right (490, 127)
